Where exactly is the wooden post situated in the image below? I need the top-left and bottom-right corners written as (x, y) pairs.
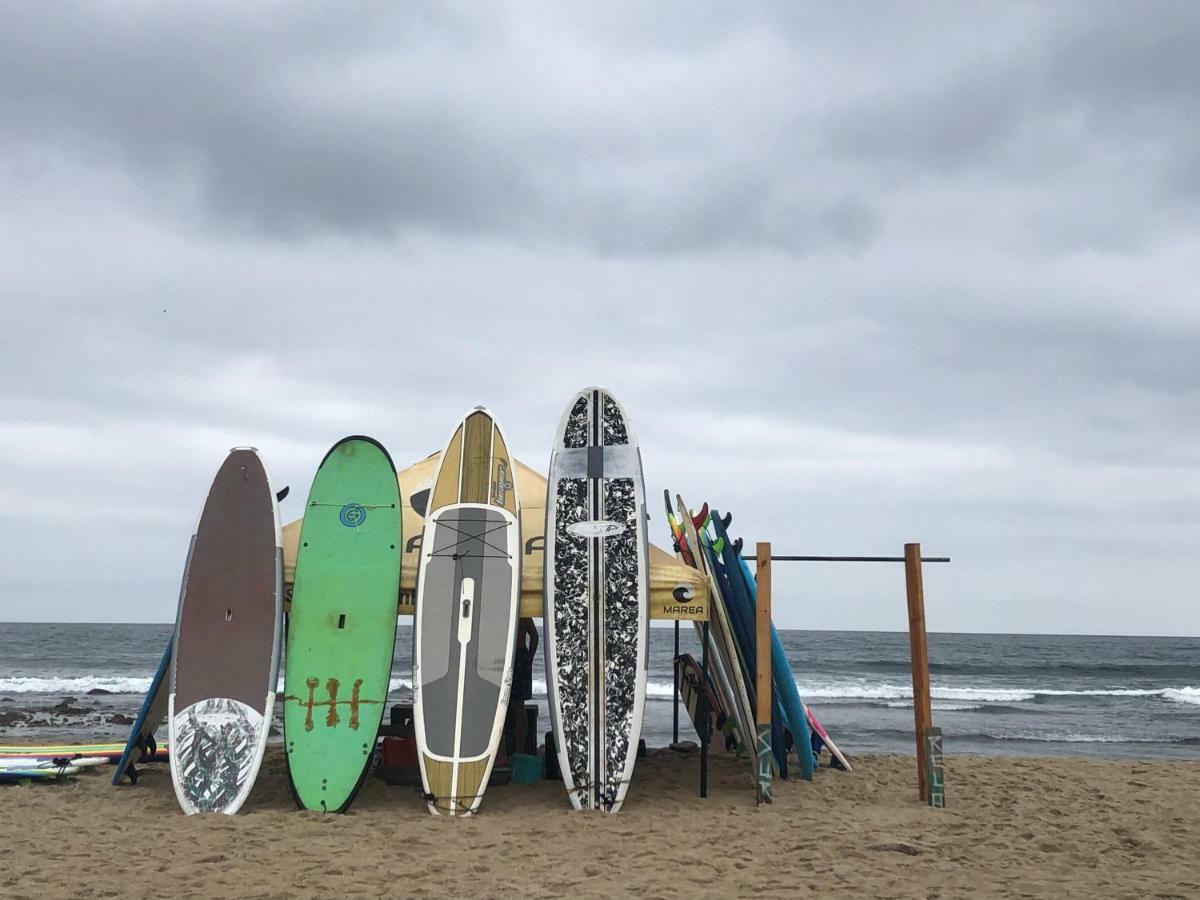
top-left (755, 541), bottom-right (773, 805)
top-left (905, 542), bottom-right (934, 802)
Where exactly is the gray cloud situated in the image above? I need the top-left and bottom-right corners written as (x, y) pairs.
top-left (0, 2), bottom-right (1197, 634)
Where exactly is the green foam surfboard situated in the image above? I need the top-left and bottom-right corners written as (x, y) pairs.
top-left (284, 436), bottom-right (402, 812)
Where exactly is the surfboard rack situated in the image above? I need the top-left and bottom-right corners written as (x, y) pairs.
top-left (720, 542), bottom-right (949, 805)
top-left (666, 537), bottom-right (949, 805)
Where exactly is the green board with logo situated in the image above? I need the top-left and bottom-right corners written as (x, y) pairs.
top-left (284, 436), bottom-right (402, 812)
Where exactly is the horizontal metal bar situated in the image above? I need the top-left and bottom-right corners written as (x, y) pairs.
top-left (740, 555), bottom-right (950, 563)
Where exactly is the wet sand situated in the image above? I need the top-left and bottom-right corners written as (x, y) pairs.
top-left (1, 747), bottom-right (1197, 898)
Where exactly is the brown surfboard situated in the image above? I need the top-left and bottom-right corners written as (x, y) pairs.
top-left (168, 447), bottom-right (282, 814)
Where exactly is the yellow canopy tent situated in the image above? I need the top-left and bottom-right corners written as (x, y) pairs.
top-left (281, 451), bottom-right (708, 621)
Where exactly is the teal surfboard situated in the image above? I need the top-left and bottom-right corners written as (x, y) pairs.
top-left (112, 636), bottom-right (172, 785)
top-left (709, 511), bottom-right (815, 780)
top-left (284, 436), bottom-right (402, 813)
top-left (736, 553), bottom-right (815, 780)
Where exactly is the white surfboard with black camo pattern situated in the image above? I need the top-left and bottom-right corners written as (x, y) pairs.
top-left (545, 387), bottom-right (649, 813)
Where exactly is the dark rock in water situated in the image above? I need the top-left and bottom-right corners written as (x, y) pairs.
top-left (108, 713), bottom-right (135, 725)
top-left (87, 688), bottom-right (113, 696)
top-left (669, 740), bottom-right (699, 753)
top-left (0, 710), bottom-right (30, 727)
top-left (0, 697), bottom-right (12, 702)
top-left (269, 724), bottom-right (281, 736)
top-left (46, 700), bottom-right (89, 715)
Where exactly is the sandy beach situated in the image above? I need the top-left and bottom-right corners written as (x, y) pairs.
top-left (0, 747), bottom-right (1195, 899)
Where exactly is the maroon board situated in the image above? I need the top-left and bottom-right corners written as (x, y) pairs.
top-left (168, 447), bottom-right (282, 814)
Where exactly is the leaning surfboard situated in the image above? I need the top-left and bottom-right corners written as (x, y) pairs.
top-left (545, 387), bottom-right (649, 813)
top-left (168, 448), bottom-right (282, 815)
top-left (676, 494), bottom-right (757, 767)
top-left (113, 636), bottom-right (172, 784)
top-left (284, 436), bottom-right (402, 813)
top-left (414, 407), bottom-right (520, 816)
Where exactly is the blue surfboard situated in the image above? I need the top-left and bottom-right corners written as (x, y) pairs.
top-left (111, 636), bottom-right (172, 785)
top-left (703, 532), bottom-right (789, 778)
top-left (710, 510), bottom-right (815, 780)
top-left (736, 553), bottom-right (816, 780)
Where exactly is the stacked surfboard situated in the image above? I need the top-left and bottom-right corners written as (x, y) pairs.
top-left (667, 493), bottom-right (850, 778)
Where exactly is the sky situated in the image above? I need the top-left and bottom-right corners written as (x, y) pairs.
top-left (0, 2), bottom-right (1197, 634)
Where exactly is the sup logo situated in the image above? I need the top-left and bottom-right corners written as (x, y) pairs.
top-left (493, 461), bottom-right (513, 506)
top-left (339, 503), bottom-right (367, 528)
top-left (566, 520), bottom-right (626, 539)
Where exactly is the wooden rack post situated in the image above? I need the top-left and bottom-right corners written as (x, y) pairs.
top-left (905, 542), bottom-right (934, 802)
top-left (755, 541), bottom-right (773, 805)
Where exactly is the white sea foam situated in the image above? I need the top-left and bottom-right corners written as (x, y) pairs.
top-left (0, 676), bottom-right (154, 695)
top-left (4, 672), bottom-right (1198, 714)
top-left (794, 680), bottom-right (1200, 705)
top-left (886, 701), bottom-right (984, 712)
top-left (798, 682), bottom-right (1036, 703)
top-left (1164, 686), bottom-right (1200, 706)
top-left (987, 731), bottom-right (1181, 744)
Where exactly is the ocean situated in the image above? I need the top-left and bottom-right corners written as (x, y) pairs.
top-left (1, 623), bottom-right (1197, 760)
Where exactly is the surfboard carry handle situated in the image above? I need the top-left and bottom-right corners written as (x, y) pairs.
top-left (458, 578), bottom-right (475, 643)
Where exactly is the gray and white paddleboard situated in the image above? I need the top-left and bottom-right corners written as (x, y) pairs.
top-left (414, 408), bottom-right (521, 816)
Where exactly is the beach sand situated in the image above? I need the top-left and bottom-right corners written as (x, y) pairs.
top-left (0, 747), bottom-right (1196, 899)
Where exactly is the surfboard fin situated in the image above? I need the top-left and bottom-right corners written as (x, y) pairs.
top-left (275, 485), bottom-right (290, 502)
top-left (410, 488), bottom-right (431, 518)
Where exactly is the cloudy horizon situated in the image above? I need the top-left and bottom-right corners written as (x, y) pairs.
top-left (1, 2), bottom-right (1197, 634)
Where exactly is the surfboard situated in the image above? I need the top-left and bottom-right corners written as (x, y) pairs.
top-left (545, 387), bottom-right (649, 813)
top-left (806, 706), bottom-right (852, 771)
top-left (284, 436), bottom-right (402, 813)
top-left (3, 756), bottom-right (109, 770)
top-left (674, 653), bottom-right (729, 745)
top-left (664, 495), bottom-right (740, 742)
top-left (702, 513), bottom-right (790, 778)
top-left (675, 495), bottom-right (757, 765)
top-left (0, 742), bottom-right (167, 760)
top-left (0, 763), bottom-right (81, 782)
top-left (168, 447), bottom-right (282, 815)
top-left (414, 408), bottom-right (520, 816)
top-left (112, 636), bottom-right (172, 785)
top-left (729, 549), bottom-right (815, 779)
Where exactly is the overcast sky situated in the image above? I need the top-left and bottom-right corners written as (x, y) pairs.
top-left (1, 2), bottom-right (1197, 634)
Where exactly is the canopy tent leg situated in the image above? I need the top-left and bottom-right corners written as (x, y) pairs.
top-left (672, 620), bottom-right (680, 746)
top-left (700, 619), bottom-right (709, 798)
